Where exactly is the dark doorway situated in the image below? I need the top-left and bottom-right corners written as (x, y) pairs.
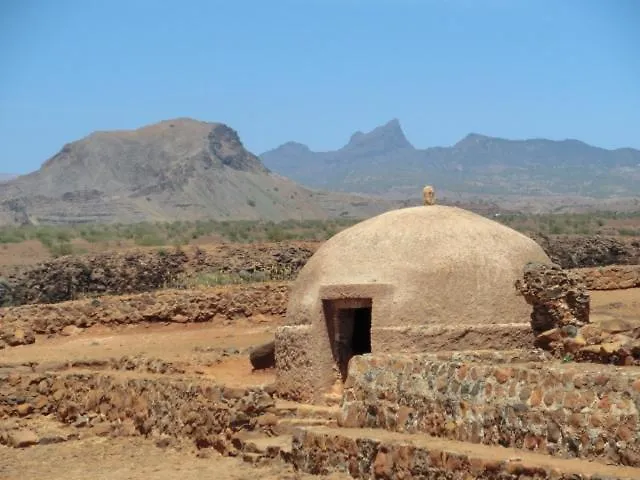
top-left (351, 307), bottom-right (372, 355)
top-left (332, 304), bottom-right (372, 381)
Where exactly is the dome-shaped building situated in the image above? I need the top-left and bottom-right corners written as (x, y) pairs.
top-left (275, 205), bottom-right (552, 403)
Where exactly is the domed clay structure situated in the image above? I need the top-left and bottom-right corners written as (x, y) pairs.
top-left (275, 205), bottom-right (552, 403)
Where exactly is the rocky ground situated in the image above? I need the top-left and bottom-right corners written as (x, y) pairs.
top-left (0, 236), bottom-right (639, 479)
top-left (0, 279), bottom-right (638, 477)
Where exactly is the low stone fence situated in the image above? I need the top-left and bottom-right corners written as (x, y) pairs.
top-left (572, 265), bottom-right (640, 290)
top-left (0, 282), bottom-right (289, 349)
top-left (0, 371), bottom-right (274, 451)
top-left (292, 427), bottom-right (638, 480)
top-left (340, 353), bottom-right (640, 466)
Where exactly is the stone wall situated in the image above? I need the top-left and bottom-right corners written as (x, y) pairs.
top-left (275, 325), bottom-right (316, 402)
top-left (3, 242), bottom-right (312, 306)
top-left (292, 427), bottom-right (638, 480)
top-left (373, 324), bottom-right (535, 353)
top-left (0, 371), bottom-right (274, 451)
top-left (532, 234), bottom-right (640, 269)
top-left (0, 283), bottom-right (289, 350)
top-left (339, 353), bottom-right (640, 466)
top-left (572, 265), bottom-right (640, 290)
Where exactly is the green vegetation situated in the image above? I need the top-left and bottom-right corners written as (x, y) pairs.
top-left (0, 218), bottom-right (362, 254)
top-left (494, 211), bottom-right (640, 236)
top-left (0, 211), bottom-right (637, 257)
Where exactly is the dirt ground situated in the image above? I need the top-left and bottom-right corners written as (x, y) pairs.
top-left (0, 435), bottom-right (350, 480)
top-left (0, 321), bottom-right (278, 387)
top-left (590, 288), bottom-right (640, 324)
top-left (0, 287), bottom-right (638, 478)
top-left (2, 288), bottom-right (636, 368)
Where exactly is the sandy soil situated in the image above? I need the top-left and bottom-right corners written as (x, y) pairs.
top-left (590, 288), bottom-right (640, 323)
top-left (0, 436), bottom-right (349, 480)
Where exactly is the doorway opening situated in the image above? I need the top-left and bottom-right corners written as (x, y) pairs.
top-left (350, 307), bottom-right (372, 355)
top-left (324, 298), bottom-right (372, 381)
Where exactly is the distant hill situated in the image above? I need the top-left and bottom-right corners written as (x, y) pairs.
top-left (260, 119), bottom-right (640, 198)
top-left (0, 174), bottom-right (16, 183)
top-left (0, 119), bottom-right (396, 226)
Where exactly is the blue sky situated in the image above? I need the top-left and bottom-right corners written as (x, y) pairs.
top-left (1, 0), bottom-right (638, 174)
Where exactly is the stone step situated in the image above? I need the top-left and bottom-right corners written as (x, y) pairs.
top-left (323, 392), bottom-right (342, 407)
top-left (291, 426), bottom-right (640, 480)
top-left (238, 433), bottom-right (294, 464)
top-left (275, 418), bottom-right (336, 435)
top-left (274, 399), bottom-right (339, 420)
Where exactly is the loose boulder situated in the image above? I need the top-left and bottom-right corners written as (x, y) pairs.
top-left (249, 341), bottom-right (275, 370)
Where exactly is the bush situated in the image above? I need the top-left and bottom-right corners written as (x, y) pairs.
top-left (49, 242), bottom-right (75, 258)
top-left (134, 234), bottom-right (166, 246)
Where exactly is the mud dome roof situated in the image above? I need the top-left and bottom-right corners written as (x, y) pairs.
top-left (287, 205), bottom-right (552, 327)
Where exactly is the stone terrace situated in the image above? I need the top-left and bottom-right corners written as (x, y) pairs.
top-left (339, 352), bottom-right (640, 467)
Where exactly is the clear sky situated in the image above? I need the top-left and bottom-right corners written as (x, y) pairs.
top-left (1, 0), bottom-right (638, 174)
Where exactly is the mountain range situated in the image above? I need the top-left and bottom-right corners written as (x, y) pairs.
top-left (2, 117), bottom-right (638, 227)
top-left (0, 119), bottom-right (396, 226)
top-left (260, 119), bottom-right (640, 198)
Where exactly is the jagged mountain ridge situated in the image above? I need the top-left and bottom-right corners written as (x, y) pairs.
top-left (0, 118), bottom-right (397, 225)
top-left (260, 120), bottom-right (640, 197)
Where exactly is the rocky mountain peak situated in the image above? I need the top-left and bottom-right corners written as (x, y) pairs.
top-left (343, 118), bottom-right (413, 153)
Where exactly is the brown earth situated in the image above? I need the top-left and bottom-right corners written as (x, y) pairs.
top-left (0, 280), bottom-right (639, 478)
top-left (0, 232), bottom-right (639, 479)
top-left (1, 287), bottom-right (639, 478)
top-left (0, 435), bottom-right (350, 480)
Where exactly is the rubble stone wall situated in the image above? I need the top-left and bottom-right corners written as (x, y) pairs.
top-left (340, 353), bottom-right (640, 466)
top-left (0, 283), bottom-right (289, 349)
top-left (292, 427), bottom-right (636, 480)
top-left (275, 325), bottom-right (316, 402)
top-left (2, 242), bottom-right (312, 306)
top-left (572, 265), bottom-right (640, 290)
top-left (0, 371), bottom-right (274, 451)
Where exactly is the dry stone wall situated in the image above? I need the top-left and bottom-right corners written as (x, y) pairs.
top-left (292, 427), bottom-right (637, 480)
top-left (515, 262), bottom-right (590, 334)
top-left (0, 371), bottom-right (275, 452)
top-left (2, 242), bottom-right (313, 306)
top-left (340, 353), bottom-right (640, 467)
top-left (532, 234), bottom-right (640, 269)
top-left (573, 265), bottom-right (640, 290)
top-left (0, 282), bottom-right (289, 350)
